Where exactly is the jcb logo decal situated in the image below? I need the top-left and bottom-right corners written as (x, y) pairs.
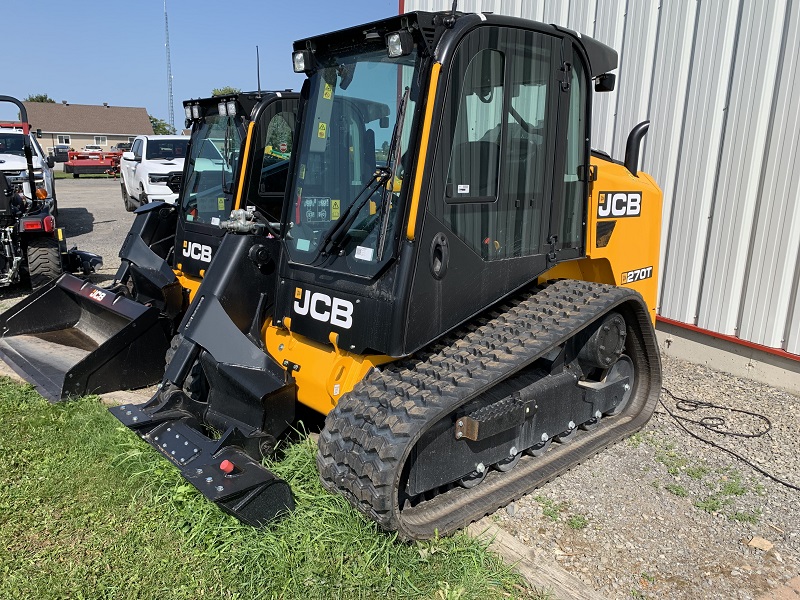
top-left (621, 266), bottom-right (653, 284)
top-left (293, 289), bottom-right (353, 329)
top-left (182, 241), bottom-right (212, 263)
top-left (598, 192), bottom-right (642, 218)
top-left (88, 289), bottom-right (106, 302)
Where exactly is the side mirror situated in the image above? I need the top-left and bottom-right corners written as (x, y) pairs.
top-left (46, 156), bottom-right (55, 169)
top-left (595, 73), bottom-right (616, 93)
top-left (122, 151), bottom-right (137, 161)
top-left (379, 116), bottom-right (389, 128)
top-left (36, 128), bottom-right (42, 138)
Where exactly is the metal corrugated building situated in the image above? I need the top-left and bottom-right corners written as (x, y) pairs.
top-left (401, 0), bottom-right (800, 367)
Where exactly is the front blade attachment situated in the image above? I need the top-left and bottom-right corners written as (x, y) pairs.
top-left (111, 399), bottom-right (294, 526)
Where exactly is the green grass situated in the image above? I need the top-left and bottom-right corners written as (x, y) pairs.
top-left (663, 483), bottom-right (688, 497)
top-left (534, 496), bottom-right (564, 522)
top-left (566, 515), bottom-right (588, 530)
top-left (654, 450), bottom-right (688, 475)
top-left (719, 476), bottom-right (748, 497)
top-left (0, 378), bottom-right (539, 599)
top-left (684, 465), bottom-right (708, 480)
top-left (729, 510), bottom-right (761, 524)
top-left (533, 496), bottom-right (588, 531)
top-left (693, 495), bottom-right (729, 513)
top-left (54, 171), bottom-right (116, 179)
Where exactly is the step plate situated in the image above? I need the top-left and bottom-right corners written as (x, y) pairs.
top-left (142, 419), bottom-right (270, 502)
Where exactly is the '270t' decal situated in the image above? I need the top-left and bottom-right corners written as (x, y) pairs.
top-left (621, 266), bottom-right (653, 285)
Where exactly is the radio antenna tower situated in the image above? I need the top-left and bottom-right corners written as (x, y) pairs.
top-left (164, 0), bottom-right (175, 129)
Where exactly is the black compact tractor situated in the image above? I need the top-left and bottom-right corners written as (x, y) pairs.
top-left (0, 95), bottom-right (100, 290)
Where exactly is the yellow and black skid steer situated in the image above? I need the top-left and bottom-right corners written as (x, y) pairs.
top-left (112, 8), bottom-right (663, 539)
top-left (0, 92), bottom-right (298, 401)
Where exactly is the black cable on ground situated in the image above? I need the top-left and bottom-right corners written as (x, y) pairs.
top-left (658, 387), bottom-right (800, 492)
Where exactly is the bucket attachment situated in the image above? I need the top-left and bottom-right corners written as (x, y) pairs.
top-left (0, 273), bottom-right (171, 401)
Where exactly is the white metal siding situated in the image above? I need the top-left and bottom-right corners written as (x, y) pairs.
top-left (404, 0), bottom-right (800, 356)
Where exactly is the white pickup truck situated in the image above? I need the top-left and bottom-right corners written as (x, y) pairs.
top-left (119, 134), bottom-right (189, 211)
top-left (0, 128), bottom-right (57, 213)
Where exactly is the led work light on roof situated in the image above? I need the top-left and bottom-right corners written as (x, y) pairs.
top-left (184, 105), bottom-right (193, 120)
top-left (218, 101), bottom-right (227, 116)
top-left (226, 101), bottom-right (237, 117)
top-left (191, 104), bottom-right (200, 120)
top-left (386, 31), bottom-right (413, 58)
top-left (293, 50), bottom-right (312, 73)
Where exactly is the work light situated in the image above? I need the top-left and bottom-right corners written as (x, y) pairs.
top-left (293, 50), bottom-right (312, 73)
top-left (386, 31), bottom-right (413, 57)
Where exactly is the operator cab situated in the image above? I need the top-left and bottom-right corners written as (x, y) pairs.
top-left (175, 92), bottom-right (298, 279)
top-left (275, 11), bottom-right (616, 356)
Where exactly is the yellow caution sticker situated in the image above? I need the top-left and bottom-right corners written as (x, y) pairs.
top-left (294, 287), bottom-right (302, 299)
top-left (323, 83), bottom-right (333, 100)
top-left (331, 199), bottom-right (340, 220)
top-left (299, 164), bottom-right (306, 179)
top-left (217, 197), bottom-right (225, 210)
top-left (369, 200), bottom-right (376, 215)
top-left (317, 122), bottom-right (327, 139)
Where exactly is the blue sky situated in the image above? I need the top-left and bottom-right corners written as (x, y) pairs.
top-left (1, 0), bottom-right (399, 124)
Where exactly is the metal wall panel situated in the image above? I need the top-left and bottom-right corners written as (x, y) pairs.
top-left (403, 0), bottom-right (800, 356)
top-left (738, 0), bottom-right (800, 353)
top-left (658, 0), bottom-right (740, 324)
top-left (610, 1), bottom-right (659, 161)
top-left (696, 0), bottom-right (786, 336)
top-left (591, 0), bottom-right (625, 154)
top-left (642, 0), bottom-right (698, 292)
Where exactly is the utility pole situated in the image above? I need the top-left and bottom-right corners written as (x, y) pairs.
top-left (164, 0), bottom-right (175, 130)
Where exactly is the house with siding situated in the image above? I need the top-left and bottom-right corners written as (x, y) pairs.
top-left (22, 101), bottom-right (154, 154)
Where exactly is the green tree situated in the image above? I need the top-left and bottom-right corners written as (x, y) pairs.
top-left (266, 115), bottom-right (293, 153)
top-left (149, 115), bottom-right (176, 135)
top-left (24, 93), bottom-right (55, 103)
top-left (212, 86), bottom-right (242, 97)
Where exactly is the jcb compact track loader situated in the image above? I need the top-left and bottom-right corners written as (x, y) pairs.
top-left (0, 92), bottom-right (298, 401)
top-left (113, 10), bottom-right (662, 540)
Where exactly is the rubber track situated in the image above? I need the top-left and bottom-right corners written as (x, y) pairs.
top-left (317, 279), bottom-right (661, 540)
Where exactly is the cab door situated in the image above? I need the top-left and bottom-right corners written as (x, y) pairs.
top-left (404, 25), bottom-right (564, 353)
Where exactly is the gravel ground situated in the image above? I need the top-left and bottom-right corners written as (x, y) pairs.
top-left (492, 354), bottom-right (800, 599)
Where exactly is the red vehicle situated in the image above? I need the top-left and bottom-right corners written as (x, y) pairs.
top-left (64, 149), bottom-right (122, 178)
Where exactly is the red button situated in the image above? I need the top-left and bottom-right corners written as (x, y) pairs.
top-left (219, 460), bottom-right (235, 474)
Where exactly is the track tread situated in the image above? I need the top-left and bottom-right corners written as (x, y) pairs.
top-left (317, 280), bottom-right (660, 540)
